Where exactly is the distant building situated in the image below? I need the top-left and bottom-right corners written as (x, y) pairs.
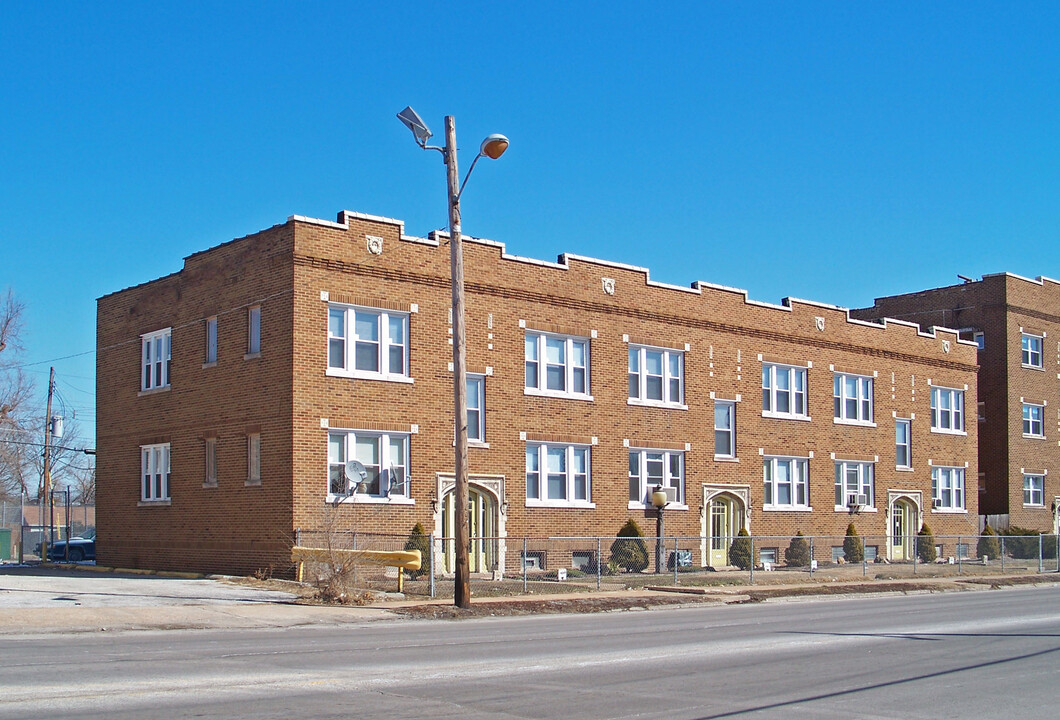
top-left (854, 273), bottom-right (1060, 533)
top-left (96, 210), bottom-right (978, 576)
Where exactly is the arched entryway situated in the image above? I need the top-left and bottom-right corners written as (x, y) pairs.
top-left (434, 474), bottom-right (506, 576)
top-left (889, 494), bottom-right (920, 561)
top-left (700, 485), bottom-right (749, 568)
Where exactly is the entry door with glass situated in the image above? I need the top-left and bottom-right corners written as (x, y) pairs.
top-left (709, 495), bottom-right (741, 567)
top-left (441, 487), bottom-right (497, 573)
top-left (891, 499), bottom-right (915, 560)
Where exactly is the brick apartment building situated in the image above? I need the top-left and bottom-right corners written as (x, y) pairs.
top-left (96, 210), bottom-right (979, 577)
top-left (854, 273), bottom-right (1060, 533)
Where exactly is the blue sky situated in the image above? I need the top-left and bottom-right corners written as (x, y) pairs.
top-left (2, 2), bottom-right (1059, 444)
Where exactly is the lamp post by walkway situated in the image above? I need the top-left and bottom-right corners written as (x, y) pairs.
top-left (398, 107), bottom-right (509, 609)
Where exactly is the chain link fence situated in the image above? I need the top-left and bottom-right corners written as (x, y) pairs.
top-left (290, 529), bottom-right (1060, 598)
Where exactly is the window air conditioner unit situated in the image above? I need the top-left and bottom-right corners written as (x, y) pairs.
top-left (932, 498), bottom-right (943, 509)
top-left (856, 493), bottom-right (868, 506)
top-left (657, 486), bottom-right (677, 503)
top-left (847, 494), bottom-right (867, 507)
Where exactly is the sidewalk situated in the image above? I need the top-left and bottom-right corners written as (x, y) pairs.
top-left (2, 563), bottom-right (1058, 634)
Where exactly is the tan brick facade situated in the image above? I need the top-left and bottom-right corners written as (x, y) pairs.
top-left (854, 273), bottom-right (1060, 533)
top-left (97, 210), bottom-right (979, 576)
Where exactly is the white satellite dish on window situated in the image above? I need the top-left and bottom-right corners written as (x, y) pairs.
top-left (344, 460), bottom-right (368, 495)
top-left (387, 465), bottom-right (408, 496)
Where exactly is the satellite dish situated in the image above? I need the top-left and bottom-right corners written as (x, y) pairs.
top-left (344, 460), bottom-right (368, 495)
top-left (387, 465), bottom-right (408, 496)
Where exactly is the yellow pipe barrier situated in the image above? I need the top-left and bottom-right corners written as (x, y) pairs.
top-left (291, 546), bottom-right (421, 592)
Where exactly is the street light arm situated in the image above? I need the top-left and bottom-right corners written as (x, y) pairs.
top-left (455, 153), bottom-right (484, 202)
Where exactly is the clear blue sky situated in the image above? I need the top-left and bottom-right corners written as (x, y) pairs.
top-left (3, 2), bottom-right (1059, 444)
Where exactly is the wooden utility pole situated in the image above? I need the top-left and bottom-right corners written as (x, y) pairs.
top-left (40, 366), bottom-right (55, 562)
top-left (445, 115), bottom-right (472, 609)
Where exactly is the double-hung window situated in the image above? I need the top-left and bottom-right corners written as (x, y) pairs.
top-left (141, 328), bottom-right (171, 391)
top-left (628, 345), bottom-right (684, 406)
top-left (628, 449), bottom-right (684, 506)
top-left (763, 456), bottom-right (809, 510)
top-left (525, 332), bottom-right (589, 398)
top-left (896, 418), bottom-right (912, 469)
top-left (327, 305), bottom-right (410, 381)
top-left (328, 430), bottom-right (410, 500)
top-left (931, 466), bottom-right (965, 511)
top-left (467, 374), bottom-right (485, 444)
top-left (930, 386), bottom-right (965, 433)
top-left (714, 401), bottom-right (736, 458)
top-left (762, 364), bottom-right (808, 419)
top-left (1022, 333), bottom-right (1043, 368)
top-left (247, 306), bottom-right (261, 355)
top-left (526, 443), bottom-right (591, 506)
top-left (205, 317), bottom-right (217, 365)
top-left (1023, 403), bottom-right (1045, 437)
top-left (1024, 474), bottom-right (1045, 506)
top-left (834, 461), bottom-right (874, 509)
top-left (141, 443), bottom-right (170, 502)
top-left (833, 373), bottom-right (873, 424)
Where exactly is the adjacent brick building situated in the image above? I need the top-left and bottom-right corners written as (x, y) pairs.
top-left (96, 210), bottom-right (979, 576)
top-left (854, 273), bottom-right (1060, 533)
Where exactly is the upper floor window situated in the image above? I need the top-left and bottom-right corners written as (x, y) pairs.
top-left (247, 306), bottom-right (261, 355)
top-left (628, 449), bottom-right (684, 506)
top-left (467, 374), bottom-right (485, 444)
top-left (959, 328), bottom-right (984, 350)
top-left (833, 373), bottom-right (873, 424)
top-left (327, 305), bottom-right (410, 381)
top-left (247, 433), bottom-right (261, 485)
top-left (896, 418), bottom-right (912, 469)
top-left (1021, 333), bottom-right (1043, 368)
top-left (1023, 403), bottom-right (1045, 437)
top-left (930, 386), bottom-right (965, 433)
top-left (141, 328), bottom-right (171, 391)
top-left (1024, 474), bottom-right (1045, 506)
top-left (834, 461), bottom-right (874, 509)
top-left (932, 466), bottom-right (965, 511)
top-left (714, 401), bottom-right (736, 458)
top-left (762, 364), bottom-right (807, 419)
top-left (141, 443), bottom-right (170, 502)
top-left (205, 317), bottom-right (217, 364)
top-left (763, 456), bottom-right (809, 510)
top-left (328, 430), bottom-right (409, 500)
top-left (628, 345), bottom-right (683, 406)
top-left (525, 332), bottom-right (589, 399)
top-left (526, 443), bottom-right (591, 506)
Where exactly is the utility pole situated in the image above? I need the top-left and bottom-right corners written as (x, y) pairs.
top-left (445, 116), bottom-right (472, 609)
top-left (40, 366), bottom-right (55, 562)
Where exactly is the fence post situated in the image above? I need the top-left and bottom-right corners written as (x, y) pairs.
top-left (1001, 536), bottom-right (1006, 571)
top-left (1039, 534), bottom-right (1044, 574)
top-left (749, 536), bottom-right (755, 585)
top-left (429, 533), bottom-right (436, 599)
top-left (958, 536), bottom-right (962, 574)
top-left (863, 542), bottom-right (867, 577)
top-left (673, 537), bottom-right (679, 585)
top-left (522, 537), bottom-right (528, 594)
top-left (913, 534), bottom-right (918, 574)
top-left (597, 536), bottom-right (602, 591)
top-left (809, 537), bottom-right (814, 577)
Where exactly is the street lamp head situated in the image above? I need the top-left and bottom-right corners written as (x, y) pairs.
top-left (651, 487), bottom-right (668, 508)
top-left (480, 133), bottom-right (509, 160)
top-left (397, 106), bottom-right (433, 146)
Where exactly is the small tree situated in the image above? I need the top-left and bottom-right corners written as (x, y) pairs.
top-left (403, 522), bottom-right (431, 579)
top-left (977, 524), bottom-right (1000, 560)
top-left (917, 523), bottom-right (937, 563)
top-left (610, 519), bottom-right (649, 572)
top-left (729, 527), bottom-right (753, 570)
top-left (784, 531), bottom-right (811, 567)
top-left (843, 523), bottom-right (864, 563)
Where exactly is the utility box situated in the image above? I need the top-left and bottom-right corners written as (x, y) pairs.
top-left (0, 528), bottom-right (11, 561)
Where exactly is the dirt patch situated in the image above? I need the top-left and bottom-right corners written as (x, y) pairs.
top-left (392, 594), bottom-right (708, 619)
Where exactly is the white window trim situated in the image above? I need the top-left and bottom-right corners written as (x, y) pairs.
top-left (140, 328), bottom-right (172, 392)
top-left (628, 448), bottom-right (687, 510)
top-left (762, 363), bottom-right (810, 421)
top-left (627, 344), bottom-right (686, 409)
top-left (140, 443), bottom-right (171, 502)
top-left (833, 460), bottom-right (876, 512)
top-left (714, 400), bottom-right (737, 460)
top-left (1021, 333), bottom-right (1044, 370)
top-left (931, 465), bottom-right (967, 512)
top-left (525, 442), bottom-right (594, 508)
top-left (327, 429), bottom-right (414, 504)
top-left (1023, 474), bottom-right (1046, 507)
top-left (896, 417), bottom-right (913, 471)
top-left (762, 455), bottom-right (812, 511)
top-left (833, 372), bottom-right (875, 426)
top-left (524, 331), bottom-right (592, 401)
top-left (1022, 402), bottom-right (1046, 439)
top-left (930, 385), bottom-right (967, 435)
top-left (326, 304), bottom-right (413, 383)
top-left (467, 374), bottom-right (487, 447)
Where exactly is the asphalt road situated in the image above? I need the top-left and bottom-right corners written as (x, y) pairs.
top-left (3, 585), bottom-right (1059, 719)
